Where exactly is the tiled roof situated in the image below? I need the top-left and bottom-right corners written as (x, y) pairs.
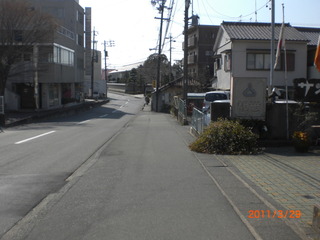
top-left (221, 21), bottom-right (309, 42)
top-left (295, 27), bottom-right (320, 46)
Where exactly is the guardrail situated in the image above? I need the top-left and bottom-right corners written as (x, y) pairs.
top-left (191, 107), bottom-right (205, 134)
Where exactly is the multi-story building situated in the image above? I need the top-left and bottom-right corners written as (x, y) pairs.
top-left (6, 0), bottom-right (85, 110)
top-left (184, 22), bottom-right (219, 91)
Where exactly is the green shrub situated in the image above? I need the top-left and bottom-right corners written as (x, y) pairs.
top-left (189, 118), bottom-right (261, 154)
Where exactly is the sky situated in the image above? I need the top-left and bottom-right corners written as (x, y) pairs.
top-left (78, 0), bottom-right (320, 69)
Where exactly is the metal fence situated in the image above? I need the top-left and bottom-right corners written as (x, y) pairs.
top-left (178, 98), bottom-right (186, 122)
top-left (191, 107), bottom-right (205, 134)
top-left (0, 96), bottom-right (3, 114)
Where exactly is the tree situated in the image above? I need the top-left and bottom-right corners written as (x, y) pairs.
top-left (0, 0), bottom-right (56, 124)
top-left (140, 53), bottom-right (171, 86)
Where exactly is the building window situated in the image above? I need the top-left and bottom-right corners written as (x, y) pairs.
top-left (247, 51), bottom-right (295, 71)
top-left (214, 58), bottom-right (222, 71)
top-left (57, 26), bottom-right (75, 40)
top-left (53, 45), bottom-right (74, 66)
top-left (77, 34), bottom-right (84, 46)
top-left (224, 53), bottom-right (231, 71)
top-left (247, 52), bottom-right (270, 70)
top-left (279, 52), bottom-right (295, 71)
top-left (77, 11), bottom-right (84, 24)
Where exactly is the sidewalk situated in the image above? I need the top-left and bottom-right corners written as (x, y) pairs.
top-left (213, 147), bottom-right (320, 238)
top-left (166, 105), bottom-right (320, 239)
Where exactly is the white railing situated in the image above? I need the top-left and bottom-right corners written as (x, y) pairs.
top-left (178, 98), bottom-right (186, 120)
top-left (191, 107), bottom-right (205, 134)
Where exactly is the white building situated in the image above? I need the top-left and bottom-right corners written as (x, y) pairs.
top-left (213, 22), bottom-right (309, 96)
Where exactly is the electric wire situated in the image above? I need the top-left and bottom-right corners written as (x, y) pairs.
top-left (196, 0), bottom-right (271, 22)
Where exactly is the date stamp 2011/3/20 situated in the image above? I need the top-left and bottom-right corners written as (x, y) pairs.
top-left (248, 210), bottom-right (301, 219)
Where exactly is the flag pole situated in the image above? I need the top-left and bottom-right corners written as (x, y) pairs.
top-left (282, 4), bottom-right (289, 140)
top-left (270, 0), bottom-right (275, 96)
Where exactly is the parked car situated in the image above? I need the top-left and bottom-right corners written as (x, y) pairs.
top-left (202, 91), bottom-right (230, 113)
top-left (204, 99), bottom-right (231, 126)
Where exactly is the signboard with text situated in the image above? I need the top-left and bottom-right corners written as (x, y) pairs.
top-left (294, 78), bottom-right (320, 103)
top-left (231, 78), bottom-right (266, 120)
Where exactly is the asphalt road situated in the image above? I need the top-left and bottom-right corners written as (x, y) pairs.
top-left (0, 93), bottom-right (144, 238)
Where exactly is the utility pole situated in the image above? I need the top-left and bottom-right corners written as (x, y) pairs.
top-left (104, 40), bottom-right (108, 98)
top-left (156, 4), bottom-right (164, 112)
top-left (152, 0), bottom-right (168, 112)
top-left (103, 40), bottom-right (115, 99)
top-left (91, 28), bottom-right (98, 98)
top-left (183, 0), bottom-right (190, 102)
top-left (33, 44), bottom-right (39, 110)
top-left (166, 34), bottom-right (176, 82)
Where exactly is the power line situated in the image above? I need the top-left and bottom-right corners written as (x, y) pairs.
top-left (196, 0), bottom-right (271, 22)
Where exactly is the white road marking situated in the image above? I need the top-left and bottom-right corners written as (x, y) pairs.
top-left (15, 131), bottom-right (56, 145)
top-left (99, 114), bottom-right (109, 118)
top-left (77, 120), bottom-right (91, 125)
top-left (119, 101), bottom-right (129, 109)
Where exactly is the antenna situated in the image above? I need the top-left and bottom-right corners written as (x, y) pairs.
top-left (255, 0), bottom-right (257, 22)
top-left (191, 0), bottom-right (194, 15)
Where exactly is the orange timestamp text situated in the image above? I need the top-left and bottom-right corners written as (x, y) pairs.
top-left (248, 210), bottom-right (301, 219)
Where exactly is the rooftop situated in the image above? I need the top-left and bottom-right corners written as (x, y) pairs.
top-left (221, 21), bottom-right (309, 42)
top-left (295, 27), bottom-right (320, 46)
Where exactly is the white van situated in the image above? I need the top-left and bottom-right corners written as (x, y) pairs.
top-left (202, 91), bottom-right (230, 112)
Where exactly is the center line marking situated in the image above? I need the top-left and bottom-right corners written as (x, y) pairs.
top-left (15, 131), bottom-right (56, 145)
top-left (77, 120), bottom-right (91, 125)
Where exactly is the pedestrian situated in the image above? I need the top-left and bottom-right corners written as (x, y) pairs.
top-left (145, 95), bottom-right (150, 105)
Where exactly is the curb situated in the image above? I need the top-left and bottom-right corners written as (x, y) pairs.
top-left (4, 99), bottom-right (109, 128)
